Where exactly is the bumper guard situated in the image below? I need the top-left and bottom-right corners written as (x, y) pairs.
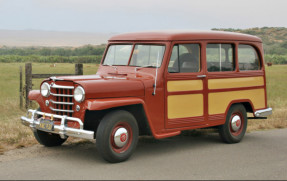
top-left (21, 109), bottom-right (94, 140)
top-left (254, 107), bottom-right (273, 117)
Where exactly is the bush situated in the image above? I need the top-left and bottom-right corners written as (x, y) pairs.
top-left (0, 45), bottom-right (106, 56)
top-left (0, 55), bottom-right (102, 64)
top-left (265, 54), bottom-right (287, 64)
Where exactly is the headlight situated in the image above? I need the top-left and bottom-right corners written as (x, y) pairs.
top-left (41, 82), bottom-right (50, 97)
top-left (74, 86), bottom-right (85, 102)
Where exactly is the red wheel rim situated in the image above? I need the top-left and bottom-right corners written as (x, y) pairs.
top-left (229, 112), bottom-right (244, 136)
top-left (110, 122), bottom-right (133, 153)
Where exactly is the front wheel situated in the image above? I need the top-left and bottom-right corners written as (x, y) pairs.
top-left (33, 107), bottom-right (67, 147)
top-left (219, 104), bottom-right (247, 143)
top-left (96, 110), bottom-right (139, 163)
top-left (34, 130), bottom-right (67, 147)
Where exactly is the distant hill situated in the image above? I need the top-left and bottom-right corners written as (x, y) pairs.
top-left (0, 27), bottom-right (287, 64)
top-left (0, 30), bottom-right (115, 47)
top-left (212, 27), bottom-right (287, 55)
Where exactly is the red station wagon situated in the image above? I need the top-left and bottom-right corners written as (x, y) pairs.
top-left (21, 31), bottom-right (272, 162)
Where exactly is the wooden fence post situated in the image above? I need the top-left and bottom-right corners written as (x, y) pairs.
top-left (75, 63), bottom-right (83, 75)
top-left (19, 66), bottom-right (23, 109)
top-left (25, 63), bottom-right (32, 109)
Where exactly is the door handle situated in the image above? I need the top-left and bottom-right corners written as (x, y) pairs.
top-left (197, 75), bottom-right (206, 78)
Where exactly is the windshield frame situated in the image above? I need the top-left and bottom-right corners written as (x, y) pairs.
top-left (101, 42), bottom-right (166, 68)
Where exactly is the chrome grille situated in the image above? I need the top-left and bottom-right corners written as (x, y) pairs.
top-left (50, 83), bottom-right (74, 117)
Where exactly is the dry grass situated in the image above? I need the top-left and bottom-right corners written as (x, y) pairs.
top-left (247, 108), bottom-right (287, 131)
top-left (0, 63), bottom-right (286, 153)
top-left (0, 63), bottom-right (99, 152)
top-left (246, 65), bottom-right (287, 131)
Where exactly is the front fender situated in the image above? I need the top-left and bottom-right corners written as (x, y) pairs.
top-left (28, 90), bottom-right (41, 100)
top-left (28, 90), bottom-right (44, 109)
top-left (85, 97), bottom-right (145, 110)
top-left (84, 97), bottom-right (179, 140)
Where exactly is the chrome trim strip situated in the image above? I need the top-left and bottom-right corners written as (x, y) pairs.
top-left (21, 109), bottom-right (94, 140)
top-left (50, 92), bottom-right (74, 97)
top-left (50, 99), bottom-right (74, 105)
top-left (50, 76), bottom-right (64, 81)
top-left (49, 107), bottom-right (74, 113)
top-left (51, 84), bottom-right (74, 89)
top-left (254, 108), bottom-right (272, 117)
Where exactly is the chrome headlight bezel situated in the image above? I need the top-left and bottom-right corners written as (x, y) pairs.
top-left (74, 86), bottom-right (85, 103)
top-left (41, 82), bottom-right (50, 97)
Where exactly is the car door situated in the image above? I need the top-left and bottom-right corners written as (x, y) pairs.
top-left (165, 42), bottom-right (207, 129)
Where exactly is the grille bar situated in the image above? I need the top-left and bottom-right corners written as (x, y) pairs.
top-left (50, 107), bottom-right (74, 113)
top-left (50, 99), bottom-right (74, 105)
top-left (50, 82), bottom-right (74, 116)
top-left (50, 92), bottom-right (74, 97)
top-left (51, 84), bottom-right (74, 89)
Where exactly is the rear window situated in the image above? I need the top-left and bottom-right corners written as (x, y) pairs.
top-left (238, 45), bottom-right (261, 71)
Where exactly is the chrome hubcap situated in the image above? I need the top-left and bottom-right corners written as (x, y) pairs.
top-left (114, 127), bottom-right (128, 148)
top-left (231, 115), bottom-right (241, 132)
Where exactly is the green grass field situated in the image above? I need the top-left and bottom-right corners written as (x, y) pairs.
top-left (0, 63), bottom-right (286, 153)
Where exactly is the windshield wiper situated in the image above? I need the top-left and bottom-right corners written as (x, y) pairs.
top-left (106, 64), bottom-right (118, 71)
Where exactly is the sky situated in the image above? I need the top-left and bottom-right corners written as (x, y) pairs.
top-left (0, 0), bottom-right (286, 33)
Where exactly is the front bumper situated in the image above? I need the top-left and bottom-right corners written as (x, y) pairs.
top-left (254, 107), bottom-right (273, 117)
top-left (21, 109), bottom-right (94, 140)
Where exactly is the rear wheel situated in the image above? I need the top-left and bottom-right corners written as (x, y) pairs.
top-left (96, 110), bottom-right (139, 163)
top-left (219, 104), bottom-right (247, 143)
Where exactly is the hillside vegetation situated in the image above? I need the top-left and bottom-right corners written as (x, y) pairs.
top-left (0, 44), bottom-right (105, 64)
top-left (1, 27), bottom-right (287, 64)
top-left (213, 27), bottom-right (287, 64)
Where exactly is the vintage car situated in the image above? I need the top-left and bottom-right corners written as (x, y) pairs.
top-left (21, 31), bottom-right (272, 163)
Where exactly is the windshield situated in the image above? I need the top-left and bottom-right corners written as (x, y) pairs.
top-left (103, 44), bottom-right (165, 67)
top-left (130, 45), bottom-right (165, 67)
top-left (103, 45), bottom-right (133, 65)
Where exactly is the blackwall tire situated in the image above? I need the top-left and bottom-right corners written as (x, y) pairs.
top-left (96, 110), bottom-right (139, 163)
top-left (219, 104), bottom-right (247, 143)
top-left (34, 130), bottom-right (67, 147)
top-left (33, 108), bottom-right (67, 147)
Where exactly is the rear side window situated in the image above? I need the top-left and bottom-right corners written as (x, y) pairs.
top-left (168, 44), bottom-right (200, 73)
top-left (206, 44), bottom-right (235, 72)
top-left (238, 45), bottom-right (260, 71)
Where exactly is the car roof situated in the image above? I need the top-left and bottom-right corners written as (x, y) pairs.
top-left (109, 30), bottom-right (262, 42)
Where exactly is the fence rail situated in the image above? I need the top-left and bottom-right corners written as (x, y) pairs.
top-left (32, 74), bottom-right (76, 78)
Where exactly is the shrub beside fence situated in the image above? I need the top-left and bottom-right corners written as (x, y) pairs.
top-left (0, 55), bottom-right (102, 64)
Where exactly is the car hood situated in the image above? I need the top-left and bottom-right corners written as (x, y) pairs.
top-left (54, 74), bottom-right (148, 99)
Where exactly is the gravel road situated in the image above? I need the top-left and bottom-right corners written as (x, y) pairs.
top-left (0, 129), bottom-right (286, 180)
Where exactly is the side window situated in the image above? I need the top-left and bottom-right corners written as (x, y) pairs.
top-left (238, 45), bottom-right (260, 71)
top-left (168, 44), bottom-right (200, 73)
top-left (206, 44), bottom-right (235, 72)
